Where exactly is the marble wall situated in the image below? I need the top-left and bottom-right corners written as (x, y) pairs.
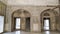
top-left (0, 1), bottom-right (60, 32)
top-left (5, 5), bottom-right (59, 32)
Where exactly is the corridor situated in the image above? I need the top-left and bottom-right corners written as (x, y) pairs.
top-left (3, 31), bottom-right (60, 34)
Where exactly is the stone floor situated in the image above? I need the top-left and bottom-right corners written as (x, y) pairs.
top-left (3, 31), bottom-right (60, 34)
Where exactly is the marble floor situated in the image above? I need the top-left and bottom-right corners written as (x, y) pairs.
top-left (3, 31), bottom-right (60, 34)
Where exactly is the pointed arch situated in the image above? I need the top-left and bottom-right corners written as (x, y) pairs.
top-left (11, 9), bottom-right (31, 31)
top-left (40, 9), bottom-right (58, 31)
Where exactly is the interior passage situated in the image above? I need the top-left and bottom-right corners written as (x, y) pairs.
top-left (44, 18), bottom-right (50, 30)
top-left (0, 16), bottom-right (4, 33)
top-left (16, 18), bottom-right (21, 29)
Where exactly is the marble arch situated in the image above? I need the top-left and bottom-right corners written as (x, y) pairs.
top-left (40, 9), bottom-right (58, 31)
top-left (11, 9), bottom-right (31, 31)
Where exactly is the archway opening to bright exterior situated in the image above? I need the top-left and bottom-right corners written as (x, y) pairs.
top-left (12, 9), bottom-right (31, 31)
top-left (0, 16), bottom-right (4, 33)
top-left (15, 18), bottom-right (21, 30)
top-left (44, 18), bottom-right (50, 31)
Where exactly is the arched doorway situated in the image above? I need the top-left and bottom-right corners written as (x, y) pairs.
top-left (40, 9), bottom-right (58, 31)
top-left (11, 9), bottom-right (31, 32)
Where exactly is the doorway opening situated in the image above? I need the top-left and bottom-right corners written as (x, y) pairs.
top-left (26, 17), bottom-right (30, 31)
top-left (0, 16), bottom-right (4, 33)
top-left (43, 18), bottom-right (50, 31)
top-left (14, 18), bottom-right (21, 30)
top-left (16, 18), bottom-right (21, 29)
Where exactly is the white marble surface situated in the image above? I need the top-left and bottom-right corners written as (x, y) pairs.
top-left (3, 31), bottom-right (60, 34)
top-left (0, 0), bottom-right (59, 5)
top-left (7, 0), bottom-right (58, 5)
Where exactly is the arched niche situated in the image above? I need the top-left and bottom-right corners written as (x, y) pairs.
top-left (40, 9), bottom-right (58, 31)
top-left (11, 9), bottom-right (31, 32)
